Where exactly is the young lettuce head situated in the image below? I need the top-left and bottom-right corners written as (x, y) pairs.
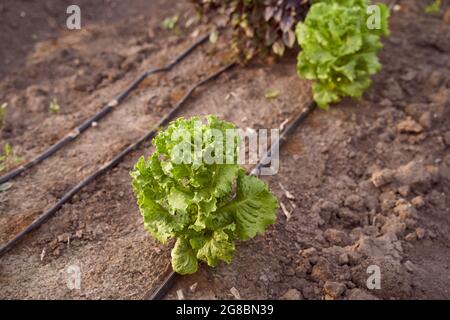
top-left (296, 0), bottom-right (390, 109)
top-left (131, 116), bottom-right (278, 275)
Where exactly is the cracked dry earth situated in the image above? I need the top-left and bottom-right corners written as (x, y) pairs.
top-left (1, 0), bottom-right (450, 300)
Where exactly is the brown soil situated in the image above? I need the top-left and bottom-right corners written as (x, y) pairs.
top-left (0, 0), bottom-right (449, 300)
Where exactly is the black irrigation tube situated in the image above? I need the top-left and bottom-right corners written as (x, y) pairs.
top-left (0, 62), bottom-right (236, 258)
top-left (145, 100), bottom-right (317, 300)
top-left (0, 33), bottom-right (210, 186)
top-left (250, 100), bottom-right (316, 176)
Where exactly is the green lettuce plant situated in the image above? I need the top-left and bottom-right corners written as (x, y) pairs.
top-left (131, 116), bottom-right (278, 275)
top-left (296, 0), bottom-right (390, 108)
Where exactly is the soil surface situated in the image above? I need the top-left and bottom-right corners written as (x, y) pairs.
top-left (0, 0), bottom-right (449, 300)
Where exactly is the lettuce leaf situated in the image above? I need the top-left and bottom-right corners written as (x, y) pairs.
top-left (172, 237), bottom-right (198, 275)
top-left (196, 227), bottom-right (236, 267)
top-left (217, 170), bottom-right (278, 241)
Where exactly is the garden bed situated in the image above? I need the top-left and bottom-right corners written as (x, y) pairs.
top-left (0, 0), bottom-right (449, 299)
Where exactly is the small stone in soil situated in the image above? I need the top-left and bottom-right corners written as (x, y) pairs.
top-left (57, 233), bottom-right (70, 243)
top-left (324, 281), bottom-right (346, 299)
top-left (404, 232), bottom-right (417, 242)
top-left (344, 194), bottom-right (364, 211)
top-left (394, 202), bottom-right (417, 220)
top-left (311, 259), bottom-right (332, 283)
top-left (381, 217), bottom-right (406, 237)
top-left (416, 228), bottom-right (426, 240)
top-left (404, 261), bottom-right (415, 273)
top-left (371, 169), bottom-right (394, 187)
top-left (396, 118), bottom-right (423, 134)
top-left (394, 161), bottom-right (436, 188)
top-left (75, 230), bottom-right (83, 238)
top-left (398, 185), bottom-right (411, 197)
top-left (295, 257), bottom-right (312, 276)
top-left (300, 247), bottom-right (318, 258)
top-left (280, 289), bottom-right (302, 300)
top-left (418, 112), bottom-right (432, 129)
top-left (411, 196), bottom-right (425, 208)
top-left (338, 253), bottom-right (349, 266)
top-left (324, 228), bottom-right (350, 246)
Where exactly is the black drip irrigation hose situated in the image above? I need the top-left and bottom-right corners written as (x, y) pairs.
top-left (145, 100), bottom-right (317, 300)
top-left (0, 62), bottom-right (236, 258)
top-left (147, 271), bottom-right (179, 300)
top-left (0, 33), bottom-right (210, 186)
top-left (250, 100), bottom-right (316, 176)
